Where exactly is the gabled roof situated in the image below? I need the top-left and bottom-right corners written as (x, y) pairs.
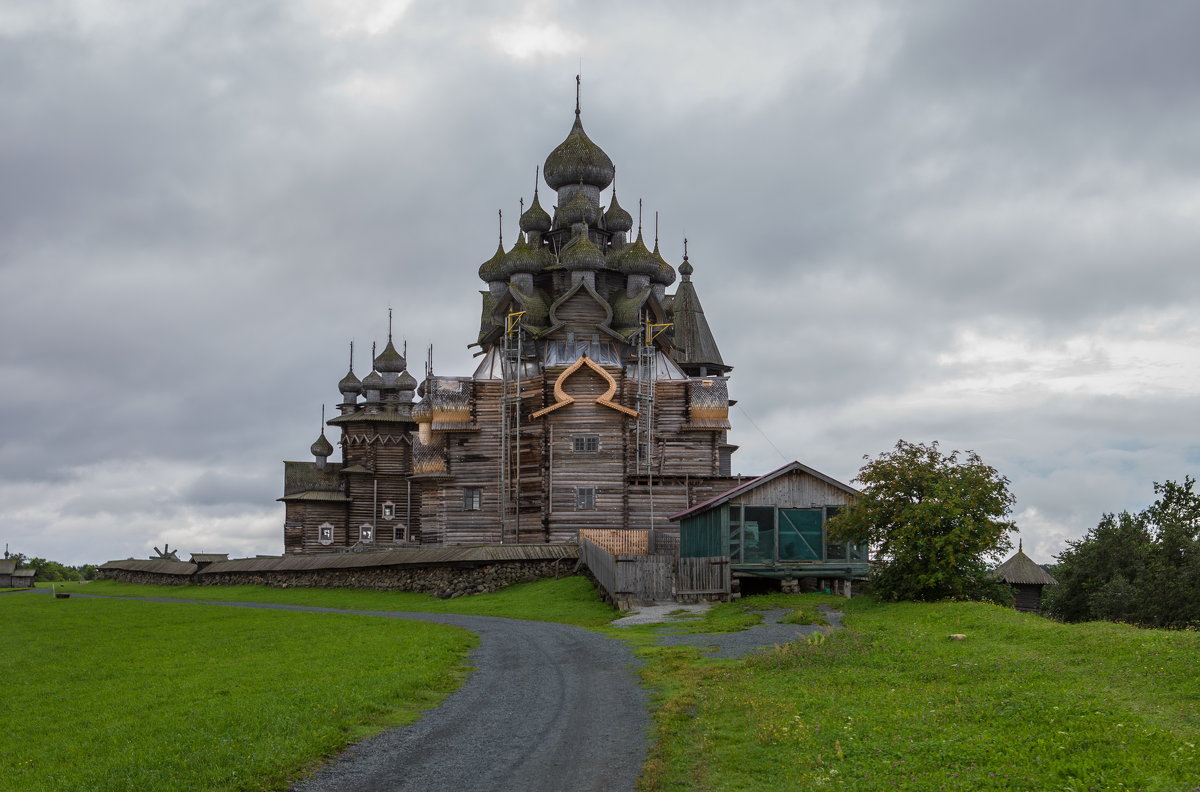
top-left (671, 277), bottom-right (727, 371)
top-left (668, 460), bottom-right (859, 522)
top-left (991, 547), bottom-right (1058, 586)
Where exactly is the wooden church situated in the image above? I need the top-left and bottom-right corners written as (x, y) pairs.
top-left (281, 83), bottom-right (741, 553)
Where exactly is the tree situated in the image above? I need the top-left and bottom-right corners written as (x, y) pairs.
top-left (1046, 477), bottom-right (1200, 628)
top-left (827, 440), bottom-right (1016, 603)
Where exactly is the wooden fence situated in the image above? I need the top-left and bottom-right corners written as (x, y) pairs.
top-left (579, 537), bottom-right (673, 605)
top-left (675, 556), bottom-right (731, 600)
top-left (578, 528), bottom-right (681, 557)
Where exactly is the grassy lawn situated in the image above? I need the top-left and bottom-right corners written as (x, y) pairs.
top-left (1, 592), bottom-right (475, 792)
top-left (54, 575), bottom-right (617, 628)
top-left (639, 594), bottom-right (1200, 791)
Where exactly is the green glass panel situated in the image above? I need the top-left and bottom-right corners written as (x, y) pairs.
top-left (779, 509), bottom-right (822, 561)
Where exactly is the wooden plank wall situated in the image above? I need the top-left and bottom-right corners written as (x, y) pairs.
top-left (730, 471), bottom-right (855, 509)
top-left (579, 528), bottom-right (649, 555)
top-left (676, 556), bottom-right (731, 597)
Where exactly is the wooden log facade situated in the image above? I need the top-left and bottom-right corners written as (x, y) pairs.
top-left (281, 93), bottom-right (742, 553)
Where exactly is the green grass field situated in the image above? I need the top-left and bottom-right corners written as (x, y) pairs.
top-left (639, 595), bottom-right (1200, 792)
top-left (1, 592), bottom-right (475, 792)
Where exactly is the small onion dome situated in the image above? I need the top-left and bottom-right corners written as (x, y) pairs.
top-left (651, 240), bottom-right (677, 286)
top-left (374, 339), bottom-right (406, 373)
top-left (501, 234), bottom-right (543, 277)
top-left (520, 191), bottom-right (552, 233)
top-left (613, 231), bottom-right (658, 277)
top-left (361, 369), bottom-right (385, 394)
top-left (560, 233), bottom-right (605, 271)
top-left (543, 114), bottom-right (615, 191)
top-left (310, 431), bottom-right (334, 458)
top-left (396, 369), bottom-right (418, 392)
top-left (338, 368), bottom-right (362, 394)
top-left (411, 400), bottom-right (433, 423)
top-left (556, 188), bottom-right (598, 228)
top-left (679, 254), bottom-right (694, 280)
top-left (478, 241), bottom-right (506, 282)
top-left (604, 192), bottom-right (633, 233)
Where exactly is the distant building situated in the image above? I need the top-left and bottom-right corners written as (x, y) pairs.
top-left (281, 82), bottom-right (742, 552)
top-left (0, 558), bottom-right (35, 588)
top-left (991, 542), bottom-right (1058, 612)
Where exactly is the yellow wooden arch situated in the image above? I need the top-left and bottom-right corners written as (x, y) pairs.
top-left (531, 355), bottom-right (639, 419)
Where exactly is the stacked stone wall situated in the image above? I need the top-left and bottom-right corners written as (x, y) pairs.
top-left (98, 559), bottom-right (573, 598)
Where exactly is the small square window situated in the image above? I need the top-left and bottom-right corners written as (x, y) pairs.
top-left (573, 435), bottom-right (599, 452)
top-left (318, 523), bottom-right (334, 546)
top-left (360, 524), bottom-right (374, 543)
top-left (381, 502), bottom-right (396, 520)
top-left (575, 487), bottom-right (596, 510)
top-left (463, 488), bottom-right (482, 511)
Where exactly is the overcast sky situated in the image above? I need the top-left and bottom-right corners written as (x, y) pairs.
top-left (3, 0), bottom-right (1198, 566)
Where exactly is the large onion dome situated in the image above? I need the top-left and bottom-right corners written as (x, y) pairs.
top-left (374, 339), bottom-right (406, 373)
top-left (613, 231), bottom-right (658, 277)
top-left (544, 112), bottom-right (615, 191)
top-left (520, 190), bottom-right (552, 234)
top-left (604, 191), bottom-right (633, 233)
top-left (338, 368), bottom-right (362, 394)
top-left (651, 240), bottom-right (677, 286)
top-left (501, 234), bottom-right (543, 277)
top-left (396, 369), bottom-right (418, 393)
top-left (478, 240), bottom-right (506, 282)
top-left (310, 431), bottom-right (334, 458)
top-left (556, 187), bottom-right (598, 228)
top-left (361, 369), bottom-right (385, 394)
top-left (560, 233), bottom-right (605, 271)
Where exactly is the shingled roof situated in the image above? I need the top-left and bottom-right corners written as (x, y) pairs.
top-left (991, 544), bottom-right (1058, 586)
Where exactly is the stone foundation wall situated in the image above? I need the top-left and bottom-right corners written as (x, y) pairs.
top-left (99, 559), bottom-right (575, 598)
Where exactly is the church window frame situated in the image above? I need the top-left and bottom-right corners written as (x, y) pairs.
top-left (381, 501), bottom-right (396, 520)
top-left (360, 523), bottom-right (374, 543)
top-left (575, 487), bottom-right (596, 511)
top-left (318, 523), bottom-right (334, 546)
top-left (463, 488), bottom-right (482, 511)
top-left (573, 435), bottom-right (599, 453)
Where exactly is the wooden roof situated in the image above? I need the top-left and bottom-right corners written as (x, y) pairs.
top-left (99, 559), bottom-right (198, 576)
top-left (991, 546), bottom-right (1058, 586)
top-left (668, 460), bottom-right (859, 522)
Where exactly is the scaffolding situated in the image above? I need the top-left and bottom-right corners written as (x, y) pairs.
top-left (634, 318), bottom-right (672, 542)
top-left (499, 311), bottom-right (526, 543)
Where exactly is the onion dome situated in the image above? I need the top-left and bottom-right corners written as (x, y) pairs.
top-left (560, 233), bottom-right (605, 271)
top-left (396, 369), bottom-right (418, 392)
top-left (310, 431), bottom-right (334, 458)
top-left (411, 400), bottom-right (433, 423)
top-left (544, 112), bottom-right (615, 191)
top-left (338, 368), bottom-right (362, 394)
top-left (604, 191), bottom-right (633, 233)
top-left (556, 187), bottom-right (598, 228)
top-left (651, 240), bottom-right (677, 286)
top-left (361, 369), bottom-right (385, 394)
top-left (613, 231), bottom-right (658, 277)
top-left (679, 253), bottom-right (693, 280)
top-left (374, 339), bottom-right (406, 373)
top-left (501, 234), bottom-right (543, 277)
top-left (478, 240), bottom-right (506, 282)
top-left (520, 189), bottom-right (552, 234)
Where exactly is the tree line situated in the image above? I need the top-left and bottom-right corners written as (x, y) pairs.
top-left (6, 553), bottom-right (98, 582)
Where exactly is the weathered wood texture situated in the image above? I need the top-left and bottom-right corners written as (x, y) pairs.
top-left (579, 537), bottom-right (673, 604)
top-left (676, 556), bottom-right (732, 598)
top-left (727, 473), bottom-right (855, 509)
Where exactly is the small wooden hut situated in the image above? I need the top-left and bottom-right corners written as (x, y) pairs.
top-left (0, 558), bottom-right (35, 588)
top-left (991, 542), bottom-right (1057, 612)
top-left (669, 461), bottom-right (867, 594)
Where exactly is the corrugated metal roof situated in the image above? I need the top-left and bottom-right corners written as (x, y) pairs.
top-left (99, 559), bottom-right (199, 575)
top-left (10, 568), bottom-right (35, 577)
top-left (991, 548), bottom-right (1058, 586)
top-left (200, 543), bottom-right (579, 574)
top-left (0, 560), bottom-right (15, 574)
top-left (668, 460), bottom-right (860, 522)
top-left (277, 491), bottom-right (352, 503)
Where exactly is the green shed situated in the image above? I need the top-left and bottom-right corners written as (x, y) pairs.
top-left (669, 461), bottom-right (868, 592)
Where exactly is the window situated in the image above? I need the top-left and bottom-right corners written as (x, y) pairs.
top-left (318, 523), bottom-right (334, 546)
top-left (463, 488), bottom-right (482, 511)
top-left (360, 524), bottom-right (374, 543)
top-left (573, 435), bottom-right (599, 452)
top-left (575, 487), bottom-right (596, 510)
top-left (381, 502), bottom-right (395, 520)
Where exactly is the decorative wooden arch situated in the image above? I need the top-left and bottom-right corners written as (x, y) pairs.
top-left (531, 355), bottom-right (639, 419)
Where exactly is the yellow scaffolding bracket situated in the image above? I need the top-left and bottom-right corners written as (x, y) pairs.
top-left (506, 310), bottom-right (526, 336)
top-left (643, 321), bottom-right (672, 346)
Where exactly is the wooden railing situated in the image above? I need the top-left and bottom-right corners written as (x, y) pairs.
top-left (579, 537), bottom-right (673, 605)
top-left (578, 528), bottom-right (680, 557)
